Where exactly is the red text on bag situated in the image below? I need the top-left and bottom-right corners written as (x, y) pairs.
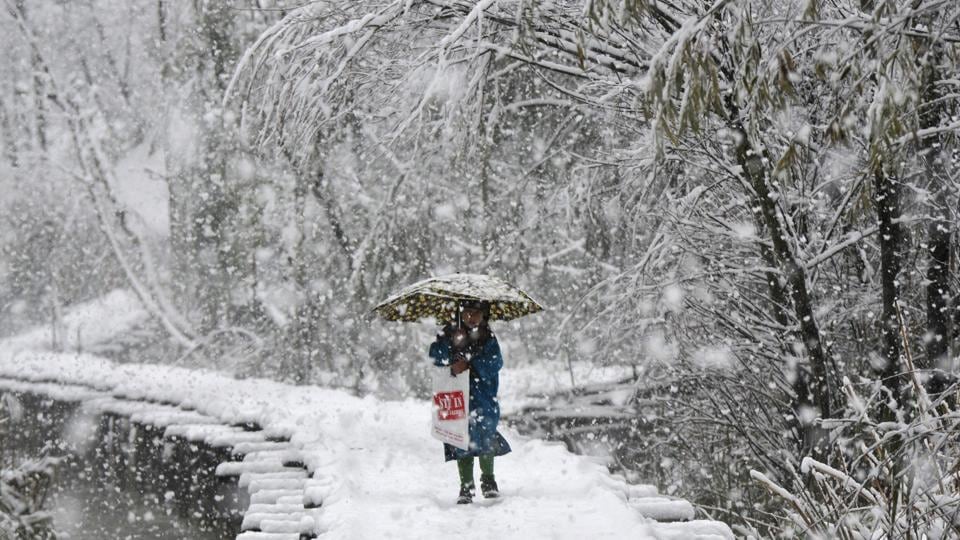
top-left (434, 391), bottom-right (466, 420)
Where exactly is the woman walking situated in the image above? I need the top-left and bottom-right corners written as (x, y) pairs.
top-left (429, 300), bottom-right (511, 504)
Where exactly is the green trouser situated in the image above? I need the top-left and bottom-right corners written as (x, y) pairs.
top-left (457, 455), bottom-right (494, 487)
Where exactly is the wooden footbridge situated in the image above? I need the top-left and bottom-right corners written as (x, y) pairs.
top-left (1, 375), bottom-right (324, 539)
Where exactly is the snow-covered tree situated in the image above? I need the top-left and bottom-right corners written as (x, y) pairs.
top-left (570, 0), bottom-right (960, 532)
top-left (230, 0), bottom-right (960, 530)
top-left (2, 0), bottom-right (957, 532)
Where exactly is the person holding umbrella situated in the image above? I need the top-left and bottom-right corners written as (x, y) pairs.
top-left (429, 299), bottom-right (511, 504)
top-left (371, 273), bottom-right (543, 504)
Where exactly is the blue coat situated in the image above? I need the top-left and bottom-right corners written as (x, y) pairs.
top-left (429, 330), bottom-right (511, 461)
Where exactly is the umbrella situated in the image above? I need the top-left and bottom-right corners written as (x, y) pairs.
top-left (372, 273), bottom-right (543, 323)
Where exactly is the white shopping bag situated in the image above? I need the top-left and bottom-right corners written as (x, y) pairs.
top-left (430, 367), bottom-right (470, 451)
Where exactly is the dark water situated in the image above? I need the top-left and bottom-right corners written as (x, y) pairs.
top-left (49, 466), bottom-right (226, 540)
top-left (1, 393), bottom-right (243, 540)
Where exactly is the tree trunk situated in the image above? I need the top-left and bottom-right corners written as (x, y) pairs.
top-left (157, 0), bottom-right (167, 43)
top-left (288, 172), bottom-right (314, 384)
top-left (874, 164), bottom-right (903, 413)
top-left (920, 42), bottom-right (952, 369)
top-left (13, 0), bottom-right (47, 153)
top-left (0, 95), bottom-right (18, 168)
top-left (735, 134), bottom-right (832, 457)
top-left (166, 0), bottom-right (241, 333)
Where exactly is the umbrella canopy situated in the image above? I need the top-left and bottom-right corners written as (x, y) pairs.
top-left (372, 273), bottom-right (543, 323)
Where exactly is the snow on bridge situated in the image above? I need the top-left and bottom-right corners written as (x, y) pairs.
top-left (0, 293), bottom-right (733, 540)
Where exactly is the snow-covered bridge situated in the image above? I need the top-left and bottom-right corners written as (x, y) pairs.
top-left (0, 294), bottom-right (733, 539)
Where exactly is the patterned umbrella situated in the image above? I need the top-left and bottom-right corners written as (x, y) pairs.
top-left (372, 273), bottom-right (544, 323)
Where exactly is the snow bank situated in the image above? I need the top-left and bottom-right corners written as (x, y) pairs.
top-left (2, 289), bottom-right (148, 352)
top-left (499, 360), bottom-right (636, 414)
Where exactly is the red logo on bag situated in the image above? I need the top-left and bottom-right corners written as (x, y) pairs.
top-left (434, 391), bottom-right (466, 420)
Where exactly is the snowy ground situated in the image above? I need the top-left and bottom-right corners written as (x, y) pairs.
top-left (499, 360), bottom-right (636, 414)
top-left (1, 289), bottom-right (149, 352)
top-left (0, 292), bottom-right (733, 539)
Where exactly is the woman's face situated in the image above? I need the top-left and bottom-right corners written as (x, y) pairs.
top-left (461, 307), bottom-right (484, 329)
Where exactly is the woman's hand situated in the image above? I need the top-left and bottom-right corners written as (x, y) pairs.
top-left (450, 358), bottom-right (469, 376)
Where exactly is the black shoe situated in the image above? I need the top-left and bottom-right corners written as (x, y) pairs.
top-left (480, 475), bottom-right (499, 498)
top-left (457, 483), bottom-right (474, 504)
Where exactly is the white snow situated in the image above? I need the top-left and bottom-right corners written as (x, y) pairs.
top-left (662, 285), bottom-right (684, 311)
top-left (0, 294), bottom-right (733, 540)
top-left (689, 345), bottom-right (734, 370)
top-left (111, 143), bottom-right (170, 237)
top-left (498, 360), bottom-right (636, 414)
top-left (1, 289), bottom-right (148, 352)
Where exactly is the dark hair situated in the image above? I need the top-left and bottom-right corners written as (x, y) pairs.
top-left (460, 299), bottom-right (490, 314)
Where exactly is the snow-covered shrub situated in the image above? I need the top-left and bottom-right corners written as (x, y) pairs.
top-left (0, 459), bottom-right (59, 540)
top-left (0, 394), bottom-right (58, 539)
top-left (753, 374), bottom-right (960, 538)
